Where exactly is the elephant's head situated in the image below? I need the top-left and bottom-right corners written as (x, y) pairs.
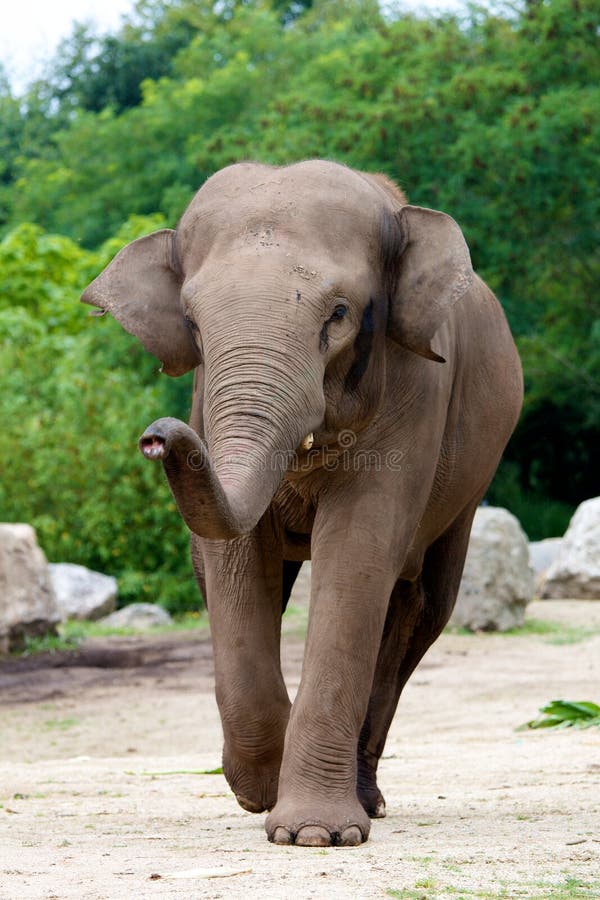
top-left (82, 161), bottom-right (472, 538)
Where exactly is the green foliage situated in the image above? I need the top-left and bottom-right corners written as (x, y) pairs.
top-left (486, 460), bottom-right (573, 540)
top-left (521, 700), bottom-right (600, 730)
top-left (0, 218), bottom-right (199, 612)
top-left (0, 0), bottom-right (598, 608)
top-left (46, 9), bottom-right (197, 115)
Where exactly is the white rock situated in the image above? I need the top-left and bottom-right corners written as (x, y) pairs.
top-left (100, 603), bottom-right (172, 630)
top-left (0, 523), bottom-right (60, 653)
top-left (49, 562), bottom-right (117, 621)
top-left (540, 498), bottom-right (600, 599)
top-left (529, 538), bottom-right (563, 578)
top-left (451, 507), bottom-right (534, 632)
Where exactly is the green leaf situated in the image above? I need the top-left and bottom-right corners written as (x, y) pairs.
top-left (522, 700), bottom-right (600, 731)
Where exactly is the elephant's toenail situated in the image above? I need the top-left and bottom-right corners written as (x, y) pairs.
top-left (374, 799), bottom-right (386, 818)
top-left (271, 827), bottom-right (293, 845)
top-left (341, 825), bottom-right (363, 846)
top-left (295, 825), bottom-right (331, 847)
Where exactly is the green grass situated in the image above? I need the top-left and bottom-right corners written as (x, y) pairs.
top-left (15, 630), bottom-right (81, 655)
top-left (135, 766), bottom-right (224, 776)
top-left (501, 618), bottom-right (600, 645)
top-left (282, 602), bottom-right (309, 637)
top-left (15, 611), bottom-right (210, 656)
top-left (445, 617), bottom-right (600, 645)
top-left (15, 602), bottom-right (596, 662)
top-left (42, 717), bottom-right (79, 731)
top-left (387, 875), bottom-right (600, 899)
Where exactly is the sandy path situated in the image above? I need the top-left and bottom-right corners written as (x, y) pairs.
top-left (1, 600), bottom-right (599, 900)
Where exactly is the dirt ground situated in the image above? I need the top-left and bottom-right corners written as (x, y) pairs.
top-left (1, 598), bottom-right (599, 900)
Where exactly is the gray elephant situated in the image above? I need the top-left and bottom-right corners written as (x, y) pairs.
top-left (82, 161), bottom-right (522, 847)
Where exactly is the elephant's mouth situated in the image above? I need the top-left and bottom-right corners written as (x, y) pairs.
top-left (139, 435), bottom-right (167, 460)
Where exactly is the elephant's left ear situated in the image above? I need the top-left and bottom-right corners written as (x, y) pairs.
top-left (81, 229), bottom-right (201, 377)
top-left (387, 206), bottom-right (473, 363)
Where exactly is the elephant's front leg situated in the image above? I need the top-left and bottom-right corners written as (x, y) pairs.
top-left (201, 517), bottom-right (290, 813)
top-left (266, 495), bottom-right (398, 846)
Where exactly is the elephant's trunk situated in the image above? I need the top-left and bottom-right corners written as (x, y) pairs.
top-left (140, 342), bottom-right (324, 540)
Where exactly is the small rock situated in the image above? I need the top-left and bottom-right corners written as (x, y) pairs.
top-left (0, 523), bottom-right (60, 653)
top-left (49, 563), bottom-right (118, 621)
top-left (540, 497), bottom-right (600, 599)
top-left (100, 603), bottom-right (172, 630)
top-left (451, 507), bottom-right (534, 632)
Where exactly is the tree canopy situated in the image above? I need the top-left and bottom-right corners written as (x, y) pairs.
top-left (0, 0), bottom-right (598, 609)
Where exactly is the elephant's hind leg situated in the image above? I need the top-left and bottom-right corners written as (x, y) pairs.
top-left (357, 578), bottom-right (424, 818)
top-left (357, 502), bottom-right (478, 818)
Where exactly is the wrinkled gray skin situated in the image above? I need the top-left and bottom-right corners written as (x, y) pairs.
top-left (82, 161), bottom-right (522, 847)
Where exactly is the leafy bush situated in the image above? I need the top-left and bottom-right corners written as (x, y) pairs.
top-left (0, 219), bottom-right (200, 612)
top-left (1, 0), bottom-right (596, 524)
top-left (486, 460), bottom-right (574, 540)
top-left (1, 0), bottom-right (598, 610)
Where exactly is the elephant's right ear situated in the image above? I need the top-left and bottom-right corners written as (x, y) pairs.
top-left (81, 229), bottom-right (201, 377)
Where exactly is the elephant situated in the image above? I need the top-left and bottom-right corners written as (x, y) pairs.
top-left (82, 160), bottom-right (523, 847)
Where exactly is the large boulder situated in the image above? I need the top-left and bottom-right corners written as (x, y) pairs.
top-left (529, 537), bottom-right (563, 579)
top-left (450, 507), bottom-right (534, 632)
top-left (49, 562), bottom-right (117, 621)
top-left (0, 523), bottom-right (60, 653)
top-left (540, 498), bottom-right (600, 599)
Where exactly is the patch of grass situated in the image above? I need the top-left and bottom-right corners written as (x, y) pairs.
top-left (43, 717), bottom-right (79, 731)
top-left (502, 619), bottom-right (600, 645)
top-left (445, 618), bottom-right (599, 645)
top-left (62, 611), bottom-right (210, 641)
top-left (130, 766), bottom-right (223, 777)
top-left (520, 700), bottom-right (600, 731)
top-left (12, 792), bottom-right (47, 800)
top-left (387, 891), bottom-right (430, 900)
top-left (17, 630), bottom-right (80, 655)
top-left (521, 877), bottom-right (600, 900)
top-left (502, 618), bottom-right (564, 636)
top-left (387, 876), bottom-right (600, 899)
top-left (282, 603), bottom-right (309, 637)
top-left (14, 611), bottom-right (210, 657)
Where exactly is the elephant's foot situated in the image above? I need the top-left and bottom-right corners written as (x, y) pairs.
top-left (356, 756), bottom-right (387, 818)
top-left (223, 748), bottom-right (281, 814)
top-left (265, 796), bottom-right (371, 847)
top-left (357, 782), bottom-right (386, 819)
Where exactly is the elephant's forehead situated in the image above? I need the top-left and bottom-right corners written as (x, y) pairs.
top-left (198, 160), bottom-right (382, 212)
top-left (179, 161), bottom-right (384, 256)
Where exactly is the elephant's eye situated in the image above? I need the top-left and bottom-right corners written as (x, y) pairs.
top-left (330, 303), bottom-right (348, 322)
